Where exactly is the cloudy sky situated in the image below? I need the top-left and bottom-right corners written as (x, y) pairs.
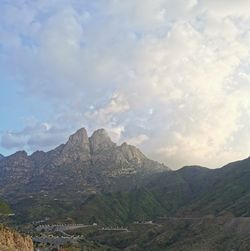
top-left (1, 0), bottom-right (250, 169)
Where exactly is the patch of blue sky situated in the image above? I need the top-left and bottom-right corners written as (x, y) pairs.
top-left (0, 74), bottom-right (52, 133)
top-left (19, 34), bottom-right (38, 48)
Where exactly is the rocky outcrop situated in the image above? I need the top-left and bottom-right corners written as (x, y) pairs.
top-left (61, 128), bottom-right (91, 162)
top-left (90, 129), bottom-right (115, 153)
top-left (0, 225), bottom-right (33, 251)
top-left (0, 128), bottom-right (168, 197)
top-left (0, 151), bottom-right (33, 187)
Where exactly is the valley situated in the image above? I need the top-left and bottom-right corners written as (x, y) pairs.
top-left (1, 128), bottom-right (250, 250)
top-left (20, 216), bottom-right (250, 250)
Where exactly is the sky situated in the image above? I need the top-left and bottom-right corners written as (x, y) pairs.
top-left (1, 0), bottom-right (250, 169)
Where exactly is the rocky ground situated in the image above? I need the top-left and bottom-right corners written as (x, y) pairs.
top-left (0, 224), bottom-right (33, 251)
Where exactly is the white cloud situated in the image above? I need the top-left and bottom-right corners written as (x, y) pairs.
top-left (202, 0), bottom-right (250, 18)
top-left (85, 92), bottom-right (130, 126)
top-left (1, 132), bottom-right (25, 150)
top-left (1, 121), bottom-right (70, 152)
top-left (1, 0), bottom-right (250, 168)
top-left (125, 134), bottom-right (149, 147)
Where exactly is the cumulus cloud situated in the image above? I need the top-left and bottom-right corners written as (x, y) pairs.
top-left (85, 92), bottom-right (130, 128)
top-left (1, 121), bottom-right (70, 152)
top-left (1, 0), bottom-right (250, 168)
top-left (125, 134), bottom-right (149, 147)
top-left (1, 133), bottom-right (26, 150)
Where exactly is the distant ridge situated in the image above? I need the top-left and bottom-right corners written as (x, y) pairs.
top-left (1, 128), bottom-right (250, 225)
top-left (0, 127), bottom-right (168, 197)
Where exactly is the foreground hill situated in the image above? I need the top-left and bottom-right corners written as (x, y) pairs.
top-left (78, 217), bottom-right (250, 251)
top-left (0, 200), bottom-right (11, 216)
top-left (2, 128), bottom-right (250, 250)
top-left (34, 216), bottom-right (250, 251)
top-left (0, 225), bottom-right (33, 251)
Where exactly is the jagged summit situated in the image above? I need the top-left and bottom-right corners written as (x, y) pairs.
top-left (58, 127), bottom-right (149, 167)
top-left (0, 127), bottom-right (168, 196)
top-left (8, 150), bottom-right (28, 159)
top-left (62, 128), bottom-right (147, 162)
top-left (64, 128), bottom-right (90, 151)
top-left (60, 128), bottom-right (117, 160)
top-left (61, 128), bottom-right (91, 162)
top-left (90, 128), bottom-right (115, 153)
top-left (67, 128), bottom-right (89, 146)
top-left (119, 142), bottom-right (146, 162)
top-left (63, 128), bottom-right (114, 149)
top-left (57, 128), bottom-right (167, 172)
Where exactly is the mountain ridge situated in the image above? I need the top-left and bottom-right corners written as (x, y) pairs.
top-left (0, 128), bottom-right (168, 198)
top-left (1, 128), bottom-right (250, 226)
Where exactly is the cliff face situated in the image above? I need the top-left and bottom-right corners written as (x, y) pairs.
top-left (0, 128), bottom-right (169, 223)
top-left (0, 128), bottom-right (168, 196)
top-left (0, 225), bottom-right (33, 251)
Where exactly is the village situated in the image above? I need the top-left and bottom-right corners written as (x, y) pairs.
top-left (30, 220), bottom-right (158, 250)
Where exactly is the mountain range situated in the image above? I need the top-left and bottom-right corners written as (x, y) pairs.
top-left (0, 128), bottom-right (166, 195)
top-left (0, 128), bottom-right (250, 226)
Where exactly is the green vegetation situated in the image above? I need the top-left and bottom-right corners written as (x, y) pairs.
top-left (10, 157), bottom-right (250, 226)
top-left (60, 217), bottom-right (250, 251)
top-left (0, 201), bottom-right (11, 215)
top-left (77, 189), bottom-right (166, 226)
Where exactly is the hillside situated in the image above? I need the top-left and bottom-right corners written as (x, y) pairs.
top-left (34, 216), bottom-right (250, 251)
top-left (7, 156), bottom-right (250, 226)
top-left (0, 200), bottom-right (11, 215)
top-left (0, 128), bottom-right (167, 196)
top-left (0, 225), bottom-right (33, 251)
top-left (83, 217), bottom-right (250, 251)
top-left (1, 128), bottom-right (250, 226)
top-left (0, 128), bottom-right (168, 223)
top-left (1, 128), bottom-right (250, 251)
top-left (80, 158), bottom-right (250, 225)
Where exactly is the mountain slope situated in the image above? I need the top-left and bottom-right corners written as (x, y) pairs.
top-left (1, 127), bottom-right (250, 225)
top-left (0, 128), bottom-right (167, 195)
top-left (54, 157), bottom-right (250, 225)
top-left (76, 217), bottom-right (250, 251)
top-left (0, 225), bottom-right (33, 251)
top-left (0, 200), bottom-right (11, 215)
top-left (180, 158), bottom-right (250, 217)
top-left (0, 128), bottom-right (168, 222)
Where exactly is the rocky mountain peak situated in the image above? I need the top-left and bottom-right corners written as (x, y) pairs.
top-left (0, 127), bottom-right (169, 200)
top-left (60, 128), bottom-right (91, 162)
top-left (119, 142), bottom-right (146, 161)
top-left (67, 128), bottom-right (89, 147)
top-left (30, 150), bottom-right (46, 162)
top-left (31, 150), bottom-right (45, 157)
top-left (0, 154), bottom-right (4, 160)
top-left (90, 128), bottom-right (115, 152)
top-left (9, 151), bottom-right (28, 159)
